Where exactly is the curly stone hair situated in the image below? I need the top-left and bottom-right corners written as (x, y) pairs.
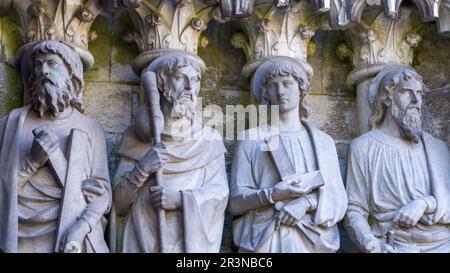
top-left (261, 63), bottom-right (311, 121)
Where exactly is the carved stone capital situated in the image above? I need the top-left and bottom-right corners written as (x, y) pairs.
top-left (232, 0), bottom-right (320, 78)
top-left (0, 0), bottom-right (113, 70)
top-left (125, 0), bottom-right (218, 74)
top-left (343, 7), bottom-right (422, 88)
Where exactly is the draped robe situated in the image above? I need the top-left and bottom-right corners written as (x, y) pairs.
top-left (346, 129), bottom-right (450, 253)
top-left (0, 105), bottom-right (111, 253)
top-left (230, 123), bottom-right (347, 253)
top-left (113, 121), bottom-right (229, 253)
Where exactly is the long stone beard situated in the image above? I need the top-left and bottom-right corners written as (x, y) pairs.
top-left (31, 76), bottom-right (74, 119)
top-left (163, 88), bottom-right (195, 121)
top-left (391, 103), bottom-right (423, 143)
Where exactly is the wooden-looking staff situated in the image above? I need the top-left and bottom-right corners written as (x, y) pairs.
top-left (141, 70), bottom-right (166, 253)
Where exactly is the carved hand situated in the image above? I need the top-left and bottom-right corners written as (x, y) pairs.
top-left (274, 198), bottom-right (309, 230)
top-left (149, 186), bottom-right (182, 210)
top-left (393, 199), bottom-right (428, 229)
top-left (60, 219), bottom-right (90, 253)
top-left (362, 235), bottom-right (382, 253)
top-left (271, 179), bottom-right (305, 202)
top-left (363, 236), bottom-right (397, 253)
top-left (30, 128), bottom-right (59, 169)
top-left (137, 143), bottom-right (169, 175)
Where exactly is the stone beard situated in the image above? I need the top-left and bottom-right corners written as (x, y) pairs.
top-left (345, 67), bottom-right (450, 253)
top-left (160, 75), bottom-right (196, 121)
top-left (0, 40), bottom-right (111, 253)
top-left (30, 74), bottom-right (74, 119)
top-left (113, 54), bottom-right (228, 253)
top-left (387, 73), bottom-right (423, 143)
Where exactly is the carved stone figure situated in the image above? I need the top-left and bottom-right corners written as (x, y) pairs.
top-left (229, 57), bottom-right (347, 253)
top-left (344, 66), bottom-right (450, 253)
top-left (0, 40), bottom-right (112, 253)
top-left (113, 53), bottom-right (229, 253)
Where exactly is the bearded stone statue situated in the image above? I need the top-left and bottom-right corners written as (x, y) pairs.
top-left (344, 66), bottom-right (450, 253)
top-left (113, 53), bottom-right (228, 253)
top-left (0, 40), bottom-right (112, 253)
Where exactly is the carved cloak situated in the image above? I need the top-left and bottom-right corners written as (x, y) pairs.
top-left (113, 123), bottom-right (229, 253)
top-left (0, 105), bottom-right (111, 253)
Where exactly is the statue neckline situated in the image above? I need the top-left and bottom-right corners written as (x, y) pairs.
top-left (33, 107), bottom-right (76, 122)
top-left (368, 129), bottom-right (422, 150)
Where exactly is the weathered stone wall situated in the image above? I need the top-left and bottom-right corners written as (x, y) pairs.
top-left (0, 9), bottom-right (448, 252)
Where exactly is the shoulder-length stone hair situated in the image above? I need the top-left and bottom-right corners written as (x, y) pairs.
top-left (261, 63), bottom-right (311, 121)
top-left (155, 55), bottom-right (202, 100)
top-left (369, 68), bottom-right (423, 129)
top-left (27, 40), bottom-right (84, 112)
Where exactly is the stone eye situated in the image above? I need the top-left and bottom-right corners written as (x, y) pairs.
top-left (284, 81), bottom-right (293, 86)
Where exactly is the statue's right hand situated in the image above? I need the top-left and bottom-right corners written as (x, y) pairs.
top-left (362, 235), bottom-right (382, 253)
top-left (138, 143), bottom-right (169, 175)
top-left (271, 179), bottom-right (305, 202)
top-left (30, 128), bottom-right (59, 168)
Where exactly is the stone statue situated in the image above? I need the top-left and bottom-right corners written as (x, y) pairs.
top-left (344, 65), bottom-right (450, 253)
top-left (0, 40), bottom-right (112, 253)
top-left (229, 57), bottom-right (347, 253)
top-left (113, 53), bottom-right (229, 253)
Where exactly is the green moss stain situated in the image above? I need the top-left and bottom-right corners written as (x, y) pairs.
top-left (0, 63), bottom-right (23, 116)
top-left (1, 11), bottom-right (22, 64)
top-left (111, 13), bottom-right (139, 65)
top-left (85, 14), bottom-right (111, 81)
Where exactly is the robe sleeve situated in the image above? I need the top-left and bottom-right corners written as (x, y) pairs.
top-left (78, 128), bottom-right (112, 231)
top-left (312, 130), bottom-right (348, 228)
top-left (182, 154), bottom-right (229, 253)
top-left (229, 139), bottom-right (275, 216)
top-left (344, 141), bottom-right (375, 252)
top-left (112, 127), bottom-right (154, 217)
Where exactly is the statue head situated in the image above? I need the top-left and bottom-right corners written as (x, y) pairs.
top-left (370, 67), bottom-right (424, 143)
top-left (26, 40), bottom-right (84, 118)
top-left (155, 54), bottom-right (202, 121)
top-left (255, 58), bottom-right (310, 121)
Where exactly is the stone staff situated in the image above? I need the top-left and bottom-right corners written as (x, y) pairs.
top-left (141, 71), bottom-right (167, 253)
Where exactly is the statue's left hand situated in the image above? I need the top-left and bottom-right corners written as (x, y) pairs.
top-left (60, 219), bottom-right (90, 253)
top-left (149, 186), bottom-right (182, 210)
top-left (274, 198), bottom-right (309, 230)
